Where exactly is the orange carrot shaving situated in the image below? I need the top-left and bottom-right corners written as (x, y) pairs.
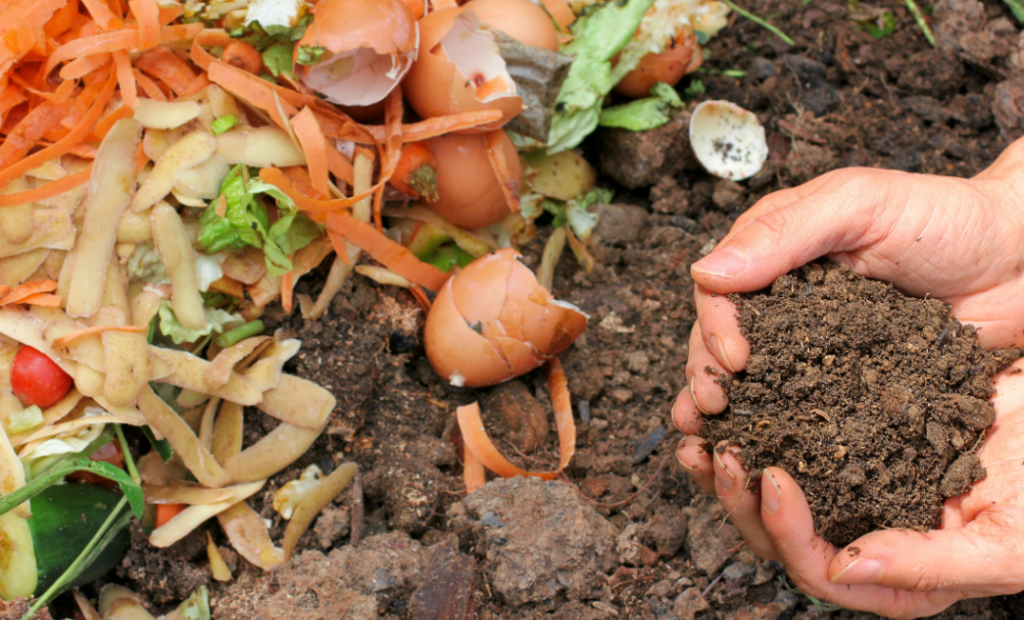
top-left (324, 213), bottom-right (451, 292)
top-left (112, 49), bottom-right (137, 107)
top-left (94, 104), bottom-right (134, 140)
top-left (222, 41), bottom-right (262, 75)
top-left (463, 438), bottom-right (486, 494)
top-left (373, 88), bottom-right (405, 230)
top-left (484, 129), bottom-right (520, 213)
top-left (408, 284), bottom-right (432, 313)
top-left (188, 29), bottom-right (233, 72)
top-left (159, 23), bottom-right (203, 42)
top-left (133, 67), bottom-right (167, 100)
top-left (0, 0), bottom-right (67, 75)
top-left (326, 148), bottom-right (354, 186)
top-left (14, 293), bottom-right (62, 307)
top-left (0, 86), bottom-right (27, 128)
top-left (79, 0), bottom-right (123, 30)
top-left (208, 61), bottom-right (296, 129)
top-left (290, 107), bottom-right (329, 197)
top-left (59, 52), bottom-right (111, 79)
top-left (0, 101), bottom-right (71, 170)
top-left (259, 167), bottom-right (366, 213)
top-left (0, 67), bottom-right (115, 191)
top-left (0, 163), bottom-right (91, 206)
top-left (351, 110), bottom-right (504, 144)
top-left (281, 236), bottom-right (333, 313)
top-left (52, 324), bottom-right (147, 348)
top-left (0, 286), bottom-right (10, 299)
top-left (457, 357), bottom-right (576, 485)
top-left (181, 73), bottom-right (210, 96)
top-left (43, 0), bottom-right (80, 40)
top-left (128, 0), bottom-right (159, 50)
top-left (155, 503), bottom-right (186, 528)
top-left (134, 45), bottom-right (195, 96)
top-left (43, 28), bottom-right (138, 78)
top-left (157, 5), bottom-right (183, 25)
top-left (0, 279), bottom-right (58, 305)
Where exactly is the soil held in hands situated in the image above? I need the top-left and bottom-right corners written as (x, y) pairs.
top-left (701, 261), bottom-right (1019, 548)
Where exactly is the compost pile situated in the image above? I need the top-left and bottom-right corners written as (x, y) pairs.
top-left (702, 261), bottom-right (1020, 547)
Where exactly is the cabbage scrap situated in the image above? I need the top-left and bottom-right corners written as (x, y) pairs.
top-left (598, 81), bottom-right (685, 131)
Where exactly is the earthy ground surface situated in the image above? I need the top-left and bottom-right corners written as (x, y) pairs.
top-left (702, 262), bottom-right (1019, 547)
top-left (52, 0), bottom-right (1024, 618)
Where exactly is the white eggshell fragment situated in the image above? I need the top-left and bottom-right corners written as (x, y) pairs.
top-left (688, 100), bottom-right (768, 181)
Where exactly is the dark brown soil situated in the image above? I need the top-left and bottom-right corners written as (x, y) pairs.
top-left (701, 262), bottom-right (1019, 547)
top-left (79, 0), bottom-right (1024, 618)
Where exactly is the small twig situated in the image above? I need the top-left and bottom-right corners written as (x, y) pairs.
top-left (721, 0), bottom-right (795, 46)
top-left (903, 0), bottom-right (935, 46)
top-left (349, 471), bottom-right (364, 546)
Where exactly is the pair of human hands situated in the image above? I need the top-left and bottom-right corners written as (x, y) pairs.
top-left (674, 139), bottom-right (1024, 618)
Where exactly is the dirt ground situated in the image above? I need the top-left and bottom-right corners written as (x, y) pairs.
top-left (97, 0), bottom-right (1024, 618)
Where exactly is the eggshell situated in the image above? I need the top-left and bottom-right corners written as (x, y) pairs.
top-left (424, 249), bottom-right (587, 387)
top-left (463, 0), bottom-right (559, 52)
top-left (297, 0), bottom-right (418, 107)
top-left (689, 100), bottom-right (768, 181)
top-left (404, 9), bottom-right (523, 132)
top-left (425, 131), bottom-right (521, 229)
top-left (615, 34), bottom-right (699, 99)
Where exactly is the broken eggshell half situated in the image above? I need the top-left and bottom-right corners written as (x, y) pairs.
top-left (688, 100), bottom-right (768, 181)
top-left (403, 8), bottom-right (523, 132)
top-left (296, 0), bottom-right (419, 108)
top-left (424, 248), bottom-right (587, 388)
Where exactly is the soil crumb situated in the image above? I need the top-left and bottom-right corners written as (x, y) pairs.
top-left (702, 261), bottom-right (1018, 547)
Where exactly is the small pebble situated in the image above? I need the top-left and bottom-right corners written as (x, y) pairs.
top-left (578, 399), bottom-right (591, 423)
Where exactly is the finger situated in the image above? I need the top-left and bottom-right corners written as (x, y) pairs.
top-left (718, 177), bottom-right (834, 247)
top-left (695, 286), bottom-right (750, 373)
top-left (687, 321), bottom-right (730, 414)
top-left (713, 447), bottom-right (780, 561)
top-left (691, 173), bottom-right (891, 293)
top-left (677, 435), bottom-right (715, 495)
top-left (828, 507), bottom-right (1024, 595)
top-left (760, 468), bottom-right (961, 618)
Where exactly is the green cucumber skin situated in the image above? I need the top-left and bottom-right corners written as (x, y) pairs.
top-left (28, 484), bottom-right (131, 593)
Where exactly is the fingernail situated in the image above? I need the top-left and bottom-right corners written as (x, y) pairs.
top-left (714, 451), bottom-right (735, 490)
top-left (692, 245), bottom-right (748, 278)
top-left (710, 334), bottom-right (736, 373)
top-left (762, 469), bottom-right (781, 513)
top-left (675, 449), bottom-right (693, 471)
top-left (690, 377), bottom-right (709, 415)
top-left (830, 558), bottom-right (884, 585)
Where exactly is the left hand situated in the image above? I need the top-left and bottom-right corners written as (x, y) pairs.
top-left (678, 357), bottom-right (1024, 619)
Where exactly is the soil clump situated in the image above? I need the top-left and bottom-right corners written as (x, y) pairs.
top-left (702, 261), bottom-right (1019, 547)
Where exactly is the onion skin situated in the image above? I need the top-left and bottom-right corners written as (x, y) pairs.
top-left (425, 131), bottom-right (521, 229)
top-left (614, 33), bottom-right (700, 100)
top-left (424, 249), bottom-right (587, 388)
top-left (463, 0), bottom-right (559, 52)
top-left (403, 8), bottom-right (523, 132)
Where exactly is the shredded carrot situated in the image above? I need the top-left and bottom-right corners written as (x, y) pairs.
top-left (112, 49), bottom-right (137, 107)
top-left (157, 4), bottom-right (182, 25)
top-left (290, 107), bottom-right (329, 197)
top-left (79, 0), bottom-right (122, 30)
top-left (132, 67), bottom-right (167, 100)
top-left (0, 86), bottom-right (27, 128)
top-left (0, 66), bottom-right (116, 192)
top-left (324, 213), bottom-right (450, 292)
top-left (155, 503), bottom-right (187, 528)
top-left (0, 101), bottom-right (71, 170)
top-left (43, 0), bottom-right (80, 40)
top-left (281, 236), bottom-right (333, 313)
top-left (408, 284), bottom-right (432, 313)
top-left (325, 149), bottom-right (354, 186)
top-left (127, 0), bottom-right (159, 50)
top-left (59, 52), bottom-right (111, 79)
top-left (180, 73), bottom-right (210, 96)
top-left (134, 45), bottom-right (195, 96)
top-left (0, 286), bottom-right (11, 299)
top-left (208, 62), bottom-right (298, 129)
top-left (52, 324), bottom-right (147, 347)
top-left (0, 279), bottom-right (58, 305)
top-left (13, 293), bottom-right (62, 307)
top-left (484, 129), bottom-right (520, 213)
top-left (0, 163), bottom-right (91, 206)
top-left (43, 28), bottom-right (138, 78)
top-left (259, 167), bottom-right (365, 213)
top-left (188, 29), bottom-right (233, 72)
top-left (94, 104), bottom-right (133, 140)
top-left (457, 357), bottom-right (576, 483)
top-left (0, 0), bottom-right (68, 75)
top-left (463, 437), bottom-right (486, 494)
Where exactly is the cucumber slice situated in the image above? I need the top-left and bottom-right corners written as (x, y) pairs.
top-left (27, 484), bottom-right (131, 594)
top-left (0, 511), bottom-right (38, 599)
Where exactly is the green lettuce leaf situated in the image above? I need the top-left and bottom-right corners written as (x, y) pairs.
top-left (546, 0), bottom-right (657, 154)
top-left (158, 301), bottom-right (242, 345)
top-left (197, 165), bottom-right (322, 275)
top-left (598, 81), bottom-right (684, 131)
top-left (229, 15), bottom-right (312, 50)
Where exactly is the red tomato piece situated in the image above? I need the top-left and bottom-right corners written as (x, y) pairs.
top-left (10, 345), bottom-right (73, 408)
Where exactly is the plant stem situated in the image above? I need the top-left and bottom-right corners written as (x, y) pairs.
top-left (1004, 0), bottom-right (1024, 24)
top-left (22, 497), bottom-right (131, 620)
top-left (721, 0), bottom-right (795, 46)
top-left (904, 0), bottom-right (935, 46)
top-left (115, 425), bottom-right (141, 484)
top-left (216, 320), bottom-right (265, 348)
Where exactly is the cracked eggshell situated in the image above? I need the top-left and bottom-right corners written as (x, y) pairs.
top-left (403, 8), bottom-right (523, 132)
top-left (424, 249), bottom-right (587, 388)
top-left (297, 0), bottom-right (418, 107)
top-left (425, 130), bottom-right (521, 229)
top-left (463, 0), bottom-right (560, 52)
top-left (688, 100), bottom-right (768, 181)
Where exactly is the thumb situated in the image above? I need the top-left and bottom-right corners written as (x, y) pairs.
top-left (690, 172), bottom-right (891, 293)
top-left (828, 508), bottom-right (1024, 595)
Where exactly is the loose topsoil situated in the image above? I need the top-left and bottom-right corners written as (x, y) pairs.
top-left (32, 1), bottom-right (1024, 619)
top-left (701, 262), bottom-right (1019, 547)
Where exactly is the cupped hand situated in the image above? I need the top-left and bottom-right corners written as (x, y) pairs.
top-left (673, 139), bottom-right (1024, 616)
